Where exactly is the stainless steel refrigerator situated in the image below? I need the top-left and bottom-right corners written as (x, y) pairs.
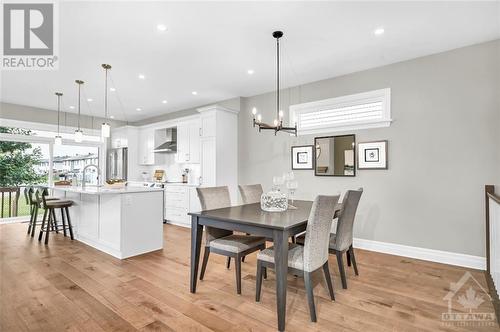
top-left (107, 147), bottom-right (128, 180)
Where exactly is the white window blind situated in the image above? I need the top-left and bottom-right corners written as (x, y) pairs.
top-left (290, 88), bottom-right (391, 136)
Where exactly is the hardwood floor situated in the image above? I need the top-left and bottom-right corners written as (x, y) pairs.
top-left (1, 222), bottom-right (498, 332)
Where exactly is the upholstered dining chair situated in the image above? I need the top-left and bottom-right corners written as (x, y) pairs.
top-left (255, 195), bottom-right (339, 322)
top-left (197, 186), bottom-right (266, 294)
top-left (295, 188), bottom-right (363, 289)
top-left (328, 188), bottom-right (363, 289)
top-left (238, 184), bottom-right (263, 204)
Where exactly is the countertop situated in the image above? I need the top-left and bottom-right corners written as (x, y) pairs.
top-left (51, 185), bottom-right (164, 195)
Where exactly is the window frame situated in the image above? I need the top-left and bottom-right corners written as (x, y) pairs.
top-left (289, 88), bottom-right (392, 136)
top-left (0, 118), bottom-right (106, 186)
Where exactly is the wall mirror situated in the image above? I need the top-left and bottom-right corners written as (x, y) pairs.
top-left (315, 134), bottom-right (356, 176)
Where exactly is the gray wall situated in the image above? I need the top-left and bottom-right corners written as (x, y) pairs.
top-left (0, 102), bottom-right (127, 130)
top-left (238, 40), bottom-right (500, 257)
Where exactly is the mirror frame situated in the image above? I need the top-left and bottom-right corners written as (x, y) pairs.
top-left (314, 134), bottom-right (356, 177)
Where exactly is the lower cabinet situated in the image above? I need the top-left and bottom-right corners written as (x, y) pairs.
top-left (164, 185), bottom-right (200, 228)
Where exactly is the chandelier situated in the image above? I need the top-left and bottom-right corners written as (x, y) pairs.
top-left (252, 31), bottom-right (297, 136)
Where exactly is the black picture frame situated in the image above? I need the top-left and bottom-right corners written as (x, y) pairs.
top-left (291, 145), bottom-right (314, 170)
top-left (314, 134), bottom-right (356, 177)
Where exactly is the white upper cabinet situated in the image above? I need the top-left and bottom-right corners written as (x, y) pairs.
top-left (138, 128), bottom-right (156, 165)
top-left (176, 119), bottom-right (201, 164)
top-left (200, 112), bottom-right (216, 138)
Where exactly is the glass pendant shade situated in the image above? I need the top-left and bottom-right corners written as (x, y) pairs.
top-left (101, 122), bottom-right (110, 138)
top-left (74, 129), bottom-right (83, 143)
top-left (54, 135), bottom-right (62, 145)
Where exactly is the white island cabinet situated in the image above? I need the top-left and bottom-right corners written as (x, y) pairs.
top-left (51, 186), bottom-right (164, 259)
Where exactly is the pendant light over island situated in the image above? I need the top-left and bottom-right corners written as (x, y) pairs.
top-left (74, 80), bottom-right (84, 143)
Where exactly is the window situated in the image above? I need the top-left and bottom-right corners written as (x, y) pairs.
top-left (289, 88), bottom-right (391, 136)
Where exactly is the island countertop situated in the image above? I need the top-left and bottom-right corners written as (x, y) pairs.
top-left (51, 185), bottom-right (164, 195)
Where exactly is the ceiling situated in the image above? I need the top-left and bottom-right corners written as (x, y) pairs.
top-left (1, 1), bottom-right (499, 122)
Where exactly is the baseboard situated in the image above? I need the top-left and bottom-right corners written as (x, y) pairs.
top-left (353, 238), bottom-right (486, 270)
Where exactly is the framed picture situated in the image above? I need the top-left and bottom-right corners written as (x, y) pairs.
top-left (358, 140), bottom-right (388, 169)
top-left (291, 145), bottom-right (314, 170)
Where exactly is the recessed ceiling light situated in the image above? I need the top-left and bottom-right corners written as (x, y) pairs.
top-left (109, 87), bottom-right (116, 92)
top-left (136, 108), bottom-right (142, 111)
top-left (162, 100), bottom-right (168, 104)
top-left (191, 91), bottom-right (197, 95)
top-left (157, 24), bottom-right (167, 32)
top-left (374, 27), bottom-right (385, 36)
top-left (110, 115), bottom-right (115, 119)
top-left (87, 98), bottom-right (93, 102)
top-left (69, 106), bottom-right (75, 109)
top-left (247, 69), bottom-right (254, 75)
top-left (138, 74), bottom-right (145, 80)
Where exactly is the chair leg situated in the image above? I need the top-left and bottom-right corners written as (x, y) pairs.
top-left (336, 251), bottom-right (347, 289)
top-left (27, 205), bottom-right (34, 234)
top-left (61, 208), bottom-right (67, 237)
top-left (51, 209), bottom-right (59, 233)
top-left (349, 245), bottom-right (359, 276)
top-left (199, 247), bottom-right (210, 280)
top-left (304, 271), bottom-right (317, 322)
top-left (38, 208), bottom-right (48, 241)
top-left (226, 257), bottom-right (231, 269)
top-left (263, 266), bottom-right (267, 280)
top-left (65, 207), bottom-right (74, 240)
top-left (256, 261), bottom-right (263, 302)
top-left (235, 254), bottom-right (242, 295)
top-left (322, 262), bottom-right (335, 301)
top-left (346, 249), bottom-right (352, 267)
top-left (45, 209), bottom-right (52, 244)
top-left (31, 205), bottom-right (39, 238)
top-left (242, 256), bottom-right (246, 263)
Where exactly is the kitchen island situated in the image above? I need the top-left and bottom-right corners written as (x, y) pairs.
top-left (51, 186), bottom-right (164, 259)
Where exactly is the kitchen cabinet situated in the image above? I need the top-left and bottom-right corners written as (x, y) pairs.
top-left (138, 127), bottom-right (156, 165)
top-left (197, 105), bottom-right (239, 203)
top-left (164, 185), bottom-right (200, 227)
top-left (176, 119), bottom-right (201, 164)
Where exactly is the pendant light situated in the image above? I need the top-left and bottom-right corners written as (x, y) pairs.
top-left (252, 31), bottom-right (297, 136)
top-left (54, 92), bottom-right (63, 145)
top-left (101, 64), bottom-right (111, 138)
top-left (74, 80), bottom-right (84, 142)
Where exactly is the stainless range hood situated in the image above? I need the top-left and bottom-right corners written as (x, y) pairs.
top-left (153, 127), bottom-right (177, 153)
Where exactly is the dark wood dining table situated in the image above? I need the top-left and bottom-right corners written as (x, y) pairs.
top-left (189, 200), bottom-right (342, 331)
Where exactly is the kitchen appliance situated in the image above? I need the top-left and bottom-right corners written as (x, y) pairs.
top-left (107, 147), bottom-right (128, 180)
top-left (154, 169), bottom-right (165, 182)
top-left (153, 127), bottom-right (177, 153)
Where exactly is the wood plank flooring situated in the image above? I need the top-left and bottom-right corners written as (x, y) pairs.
top-left (1, 222), bottom-right (498, 331)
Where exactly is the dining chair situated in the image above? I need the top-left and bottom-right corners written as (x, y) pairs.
top-left (197, 186), bottom-right (266, 294)
top-left (329, 188), bottom-right (363, 289)
top-left (296, 188), bottom-right (363, 289)
top-left (238, 184), bottom-right (263, 204)
top-left (255, 195), bottom-right (339, 322)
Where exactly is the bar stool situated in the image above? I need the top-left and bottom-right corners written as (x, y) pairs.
top-left (26, 187), bottom-right (59, 237)
top-left (37, 188), bottom-right (74, 244)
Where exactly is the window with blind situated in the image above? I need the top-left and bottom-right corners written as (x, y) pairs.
top-left (289, 88), bottom-right (391, 136)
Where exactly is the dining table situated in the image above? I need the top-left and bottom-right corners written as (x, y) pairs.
top-left (188, 199), bottom-right (342, 331)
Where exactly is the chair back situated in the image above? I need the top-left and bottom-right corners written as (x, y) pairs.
top-left (333, 188), bottom-right (363, 252)
top-left (35, 187), bottom-right (50, 209)
top-left (238, 184), bottom-right (263, 204)
top-left (196, 186), bottom-right (233, 243)
top-left (24, 187), bottom-right (30, 205)
top-left (303, 195), bottom-right (339, 272)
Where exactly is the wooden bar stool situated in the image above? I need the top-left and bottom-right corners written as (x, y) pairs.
top-left (37, 188), bottom-right (74, 244)
top-left (27, 187), bottom-right (59, 238)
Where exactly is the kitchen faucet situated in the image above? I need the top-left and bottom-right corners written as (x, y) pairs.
top-left (82, 164), bottom-right (101, 188)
